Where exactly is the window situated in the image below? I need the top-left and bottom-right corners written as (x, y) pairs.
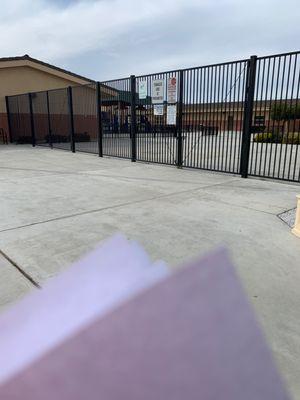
top-left (254, 115), bottom-right (265, 125)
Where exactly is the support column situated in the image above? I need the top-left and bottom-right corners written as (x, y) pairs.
top-left (292, 195), bottom-right (300, 238)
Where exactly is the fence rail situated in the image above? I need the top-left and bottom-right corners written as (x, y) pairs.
top-left (6, 51), bottom-right (300, 183)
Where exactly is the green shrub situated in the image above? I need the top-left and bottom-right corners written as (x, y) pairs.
top-left (282, 132), bottom-right (300, 144)
top-left (253, 132), bottom-right (280, 143)
top-left (253, 132), bottom-right (300, 144)
top-left (270, 103), bottom-right (300, 121)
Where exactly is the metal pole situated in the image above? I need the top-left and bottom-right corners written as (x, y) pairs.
top-left (130, 75), bottom-right (137, 162)
top-left (177, 70), bottom-right (184, 168)
top-left (96, 82), bottom-right (103, 157)
top-left (67, 86), bottom-right (75, 153)
top-left (240, 55), bottom-right (257, 178)
top-left (46, 91), bottom-right (53, 148)
top-left (28, 92), bottom-right (36, 147)
top-left (5, 96), bottom-right (13, 143)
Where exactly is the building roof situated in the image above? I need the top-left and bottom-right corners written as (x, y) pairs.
top-left (0, 54), bottom-right (94, 84)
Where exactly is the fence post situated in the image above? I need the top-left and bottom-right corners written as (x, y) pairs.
top-left (130, 75), bottom-right (137, 162)
top-left (28, 92), bottom-right (36, 147)
top-left (177, 70), bottom-right (184, 168)
top-left (240, 55), bottom-right (257, 178)
top-left (5, 96), bottom-right (13, 143)
top-left (96, 82), bottom-right (103, 157)
top-left (67, 86), bottom-right (75, 153)
top-left (46, 91), bottom-right (53, 148)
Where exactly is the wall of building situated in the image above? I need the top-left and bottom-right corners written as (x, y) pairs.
top-left (0, 64), bottom-right (90, 137)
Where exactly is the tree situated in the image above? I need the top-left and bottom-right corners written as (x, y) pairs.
top-left (270, 102), bottom-right (300, 135)
top-left (270, 103), bottom-right (300, 122)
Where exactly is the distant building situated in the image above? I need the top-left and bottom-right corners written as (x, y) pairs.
top-left (3, 57), bottom-right (299, 144)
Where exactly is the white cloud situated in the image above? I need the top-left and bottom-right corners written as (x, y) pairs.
top-left (0, 0), bottom-right (299, 79)
top-left (0, 0), bottom-right (203, 60)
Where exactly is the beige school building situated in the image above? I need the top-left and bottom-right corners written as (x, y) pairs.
top-left (0, 54), bottom-right (93, 138)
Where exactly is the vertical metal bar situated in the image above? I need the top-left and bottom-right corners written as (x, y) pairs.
top-left (214, 67), bottom-right (221, 171)
top-left (203, 67), bottom-right (209, 169)
top-left (159, 74), bottom-right (163, 164)
top-left (267, 57), bottom-right (277, 177)
top-left (222, 64), bottom-right (229, 172)
top-left (286, 55), bottom-right (298, 179)
top-left (262, 58), bottom-right (271, 177)
top-left (195, 69), bottom-right (200, 168)
top-left (208, 65), bottom-right (215, 170)
top-left (212, 66), bottom-right (218, 170)
top-left (191, 69), bottom-right (197, 168)
top-left (240, 55), bottom-right (257, 178)
top-left (227, 63), bottom-right (234, 172)
top-left (128, 77), bottom-right (133, 161)
top-left (190, 69), bottom-right (196, 168)
top-left (198, 68), bottom-right (203, 169)
top-left (279, 54), bottom-right (292, 179)
top-left (130, 75), bottom-right (137, 162)
top-left (231, 62), bottom-right (238, 172)
top-left (28, 92), bottom-right (36, 147)
top-left (291, 55), bottom-right (300, 180)
top-left (155, 74), bottom-right (158, 163)
top-left (67, 86), bottom-right (75, 153)
top-left (272, 56), bottom-right (285, 178)
top-left (249, 58), bottom-right (260, 176)
top-left (148, 76), bottom-right (152, 162)
top-left (163, 74), bottom-right (167, 165)
top-left (257, 58), bottom-right (266, 176)
top-left (176, 69), bottom-right (184, 168)
top-left (218, 65), bottom-right (225, 171)
top-left (237, 62), bottom-right (247, 171)
top-left (5, 96), bottom-right (13, 143)
top-left (134, 78), bottom-right (139, 161)
top-left (186, 69), bottom-right (191, 167)
top-left (235, 63), bottom-right (242, 172)
top-left (46, 91), bottom-right (53, 148)
top-left (96, 82), bottom-right (103, 157)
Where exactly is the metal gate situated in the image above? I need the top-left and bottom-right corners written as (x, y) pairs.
top-left (135, 71), bottom-right (180, 166)
top-left (6, 94), bottom-right (31, 144)
top-left (248, 52), bottom-right (300, 182)
top-left (100, 78), bottom-right (132, 159)
top-left (31, 91), bottom-right (50, 147)
top-left (47, 88), bottom-right (72, 151)
top-left (5, 50), bottom-right (300, 183)
top-left (181, 60), bottom-right (248, 173)
top-left (72, 83), bottom-right (99, 154)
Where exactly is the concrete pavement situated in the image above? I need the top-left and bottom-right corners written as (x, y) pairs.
top-left (0, 145), bottom-right (300, 398)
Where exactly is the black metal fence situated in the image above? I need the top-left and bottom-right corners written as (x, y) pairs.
top-left (135, 71), bottom-right (180, 165)
top-left (100, 78), bottom-right (132, 159)
top-left (6, 50), bottom-right (300, 183)
top-left (249, 52), bottom-right (300, 181)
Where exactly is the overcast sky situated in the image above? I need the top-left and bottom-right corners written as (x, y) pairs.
top-left (0, 0), bottom-right (299, 81)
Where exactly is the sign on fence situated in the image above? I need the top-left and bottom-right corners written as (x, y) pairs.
top-left (7, 50), bottom-right (300, 182)
top-left (154, 104), bottom-right (164, 116)
top-left (138, 81), bottom-right (147, 99)
top-left (152, 79), bottom-right (164, 104)
top-left (167, 105), bottom-right (177, 125)
top-left (167, 77), bottom-right (177, 103)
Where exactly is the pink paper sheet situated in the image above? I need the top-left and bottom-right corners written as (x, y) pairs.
top-left (0, 236), bottom-right (289, 399)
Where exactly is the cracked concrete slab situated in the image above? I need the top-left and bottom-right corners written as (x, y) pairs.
top-left (0, 252), bottom-right (35, 312)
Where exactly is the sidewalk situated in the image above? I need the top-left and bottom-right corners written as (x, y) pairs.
top-left (0, 145), bottom-right (300, 398)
